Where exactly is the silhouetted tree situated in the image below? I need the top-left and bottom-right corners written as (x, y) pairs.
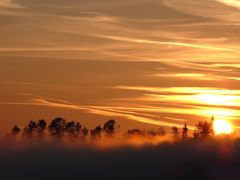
top-left (11, 125), bottom-right (21, 136)
top-left (172, 126), bottom-right (179, 138)
top-left (23, 120), bottom-right (38, 139)
top-left (75, 123), bottom-right (89, 141)
top-left (48, 117), bottom-right (66, 139)
top-left (91, 125), bottom-right (102, 141)
top-left (145, 127), bottom-right (166, 137)
top-left (127, 129), bottom-right (144, 136)
top-left (127, 127), bottom-right (166, 137)
top-left (157, 127), bottom-right (166, 136)
top-left (76, 122), bottom-right (81, 134)
top-left (193, 120), bottom-right (214, 138)
top-left (182, 123), bottom-right (188, 140)
top-left (37, 119), bottom-right (47, 133)
top-left (5, 125), bottom-right (21, 144)
top-left (65, 121), bottom-right (77, 137)
top-left (211, 116), bottom-right (215, 122)
top-left (81, 127), bottom-right (89, 141)
top-left (64, 121), bottom-right (89, 142)
top-left (103, 119), bottom-right (119, 137)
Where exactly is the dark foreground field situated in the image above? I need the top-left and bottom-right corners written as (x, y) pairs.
top-left (0, 138), bottom-right (240, 180)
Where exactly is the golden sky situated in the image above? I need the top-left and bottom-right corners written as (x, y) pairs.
top-left (0, 0), bottom-right (240, 133)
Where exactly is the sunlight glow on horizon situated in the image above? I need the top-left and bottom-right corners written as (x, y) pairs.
top-left (114, 86), bottom-right (240, 127)
top-left (213, 119), bottom-right (233, 135)
top-left (194, 94), bottom-right (239, 106)
top-left (114, 86), bottom-right (240, 95)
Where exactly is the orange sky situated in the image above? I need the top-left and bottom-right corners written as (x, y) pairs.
top-left (0, 0), bottom-right (240, 134)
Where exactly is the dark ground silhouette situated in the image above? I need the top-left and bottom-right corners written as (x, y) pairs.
top-left (0, 138), bottom-right (239, 180)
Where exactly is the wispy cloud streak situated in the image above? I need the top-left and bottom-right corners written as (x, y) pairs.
top-left (0, 0), bottom-right (24, 8)
top-left (216, 0), bottom-right (240, 9)
top-left (97, 35), bottom-right (231, 52)
top-left (0, 97), bottom-right (190, 129)
top-left (0, 48), bottom-right (93, 52)
top-left (113, 85), bottom-right (240, 122)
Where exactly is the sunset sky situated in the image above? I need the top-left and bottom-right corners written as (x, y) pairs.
top-left (0, 0), bottom-right (240, 133)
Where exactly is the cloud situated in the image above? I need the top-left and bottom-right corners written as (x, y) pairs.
top-left (216, 0), bottom-right (240, 9)
top-left (0, 81), bottom-right (75, 91)
top-left (0, 97), bottom-right (190, 129)
top-left (113, 86), bottom-right (240, 122)
top-left (0, 48), bottom-right (93, 52)
top-left (0, 0), bottom-right (239, 62)
top-left (0, 0), bottom-right (24, 8)
top-left (97, 35), bottom-right (231, 51)
top-left (113, 86), bottom-right (240, 95)
top-left (34, 98), bottom-right (189, 128)
top-left (213, 63), bottom-right (240, 69)
top-left (154, 73), bottom-right (218, 80)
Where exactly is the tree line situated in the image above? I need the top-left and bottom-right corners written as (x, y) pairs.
top-left (7, 118), bottom-right (121, 143)
top-left (6, 116), bottom-right (215, 144)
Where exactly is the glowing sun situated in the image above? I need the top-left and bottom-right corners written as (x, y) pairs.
top-left (213, 120), bottom-right (233, 135)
